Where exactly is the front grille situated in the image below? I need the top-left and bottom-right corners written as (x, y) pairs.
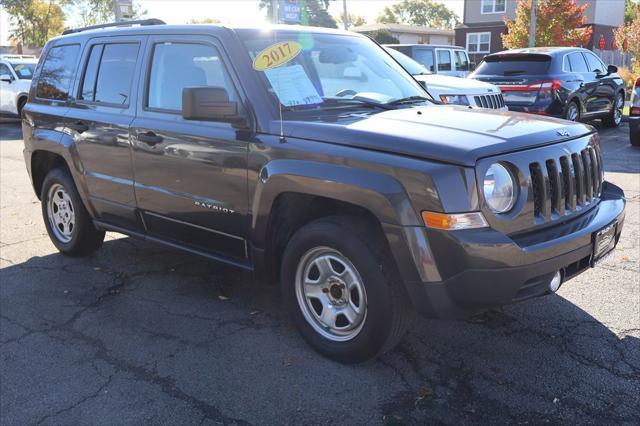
top-left (474, 93), bottom-right (505, 109)
top-left (529, 145), bottom-right (603, 220)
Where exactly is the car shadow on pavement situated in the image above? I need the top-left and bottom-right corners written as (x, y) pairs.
top-left (1, 236), bottom-right (639, 424)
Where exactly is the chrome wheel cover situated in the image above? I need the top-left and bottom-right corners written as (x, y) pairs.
top-left (614, 94), bottom-right (623, 125)
top-left (295, 247), bottom-right (367, 342)
top-left (46, 183), bottom-right (75, 243)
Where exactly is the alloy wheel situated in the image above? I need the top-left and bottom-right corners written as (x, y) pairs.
top-left (46, 183), bottom-right (75, 243)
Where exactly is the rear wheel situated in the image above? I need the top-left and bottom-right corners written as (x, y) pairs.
top-left (564, 100), bottom-right (580, 122)
top-left (281, 215), bottom-right (413, 363)
top-left (41, 168), bottom-right (104, 256)
top-left (603, 92), bottom-right (624, 128)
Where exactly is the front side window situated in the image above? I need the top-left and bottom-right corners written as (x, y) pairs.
top-left (467, 32), bottom-right (491, 54)
top-left (147, 42), bottom-right (237, 112)
top-left (36, 44), bottom-right (80, 101)
top-left (584, 52), bottom-right (604, 73)
top-left (10, 63), bottom-right (35, 79)
top-left (0, 63), bottom-right (12, 78)
top-left (482, 0), bottom-right (506, 13)
top-left (437, 50), bottom-right (452, 71)
top-left (239, 31), bottom-right (425, 111)
top-left (454, 50), bottom-right (469, 71)
top-left (413, 48), bottom-right (434, 72)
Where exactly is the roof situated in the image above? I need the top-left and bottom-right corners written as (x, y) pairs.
top-left (386, 43), bottom-right (465, 49)
top-left (351, 23), bottom-right (454, 36)
top-left (488, 47), bottom-right (582, 56)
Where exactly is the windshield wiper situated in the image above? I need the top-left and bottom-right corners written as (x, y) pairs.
top-left (386, 95), bottom-right (432, 106)
top-left (321, 97), bottom-right (395, 110)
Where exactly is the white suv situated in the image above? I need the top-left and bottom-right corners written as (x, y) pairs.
top-left (0, 54), bottom-right (38, 118)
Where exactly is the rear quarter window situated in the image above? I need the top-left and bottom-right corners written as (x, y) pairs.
top-left (36, 44), bottom-right (80, 101)
top-left (475, 54), bottom-right (551, 76)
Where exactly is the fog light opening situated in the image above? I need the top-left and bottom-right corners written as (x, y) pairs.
top-left (548, 271), bottom-right (563, 293)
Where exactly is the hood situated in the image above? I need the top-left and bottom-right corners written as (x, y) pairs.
top-left (414, 74), bottom-right (500, 94)
top-left (276, 106), bottom-right (592, 167)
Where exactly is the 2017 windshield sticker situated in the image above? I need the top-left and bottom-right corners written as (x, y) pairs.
top-left (253, 41), bottom-right (302, 71)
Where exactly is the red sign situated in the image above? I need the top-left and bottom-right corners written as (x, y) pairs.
top-left (598, 34), bottom-right (605, 50)
top-left (611, 37), bottom-right (617, 51)
top-left (623, 38), bottom-right (628, 52)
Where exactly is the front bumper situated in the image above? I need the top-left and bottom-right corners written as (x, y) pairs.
top-left (403, 181), bottom-right (625, 319)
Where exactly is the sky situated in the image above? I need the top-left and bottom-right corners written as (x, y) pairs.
top-left (0, 0), bottom-right (465, 45)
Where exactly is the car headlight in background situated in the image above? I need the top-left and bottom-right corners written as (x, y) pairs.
top-left (439, 94), bottom-right (470, 106)
top-left (483, 163), bottom-right (516, 214)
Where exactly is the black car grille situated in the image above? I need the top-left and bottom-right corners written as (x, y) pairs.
top-left (528, 145), bottom-right (603, 220)
top-left (474, 93), bottom-right (505, 109)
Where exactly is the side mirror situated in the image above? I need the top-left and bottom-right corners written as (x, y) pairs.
top-left (607, 64), bottom-right (618, 74)
top-left (182, 87), bottom-right (246, 126)
top-left (0, 74), bottom-right (13, 83)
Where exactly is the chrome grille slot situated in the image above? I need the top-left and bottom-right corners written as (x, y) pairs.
top-left (581, 149), bottom-right (593, 200)
top-left (545, 159), bottom-right (563, 215)
top-left (559, 156), bottom-right (575, 211)
top-left (529, 162), bottom-right (544, 218)
top-left (571, 153), bottom-right (585, 206)
top-left (474, 94), bottom-right (505, 110)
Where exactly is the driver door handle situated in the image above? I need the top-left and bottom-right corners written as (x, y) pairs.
top-left (137, 131), bottom-right (163, 145)
top-left (67, 121), bottom-right (89, 133)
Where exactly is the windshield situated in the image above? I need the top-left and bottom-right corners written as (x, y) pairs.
top-left (10, 63), bottom-right (35, 79)
top-left (474, 54), bottom-right (551, 76)
top-left (239, 30), bottom-right (426, 111)
top-left (384, 47), bottom-right (430, 76)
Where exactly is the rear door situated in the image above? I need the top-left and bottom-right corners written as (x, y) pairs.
top-left (65, 35), bottom-right (145, 231)
top-left (130, 34), bottom-right (250, 262)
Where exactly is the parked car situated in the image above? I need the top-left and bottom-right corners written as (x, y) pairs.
top-left (0, 54), bottom-right (38, 118)
top-left (470, 47), bottom-right (626, 127)
top-left (385, 44), bottom-right (471, 78)
top-left (630, 77), bottom-right (639, 147)
top-left (23, 21), bottom-right (625, 363)
top-left (384, 47), bottom-right (506, 110)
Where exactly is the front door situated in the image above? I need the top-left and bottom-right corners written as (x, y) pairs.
top-left (582, 52), bottom-right (614, 115)
top-left (0, 62), bottom-right (15, 114)
top-left (130, 35), bottom-right (250, 262)
top-left (65, 35), bottom-right (146, 230)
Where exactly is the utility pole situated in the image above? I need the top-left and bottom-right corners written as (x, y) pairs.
top-left (272, 0), bottom-right (278, 24)
top-left (528, 0), bottom-right (537, 47)
top-left (343, 0), bottom-right (348, 30)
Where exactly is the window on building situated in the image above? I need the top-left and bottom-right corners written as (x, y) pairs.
top-left (437, 50), bottom-right (452, 71)
top-left (80, 43), bottom-right (139, 105)
top-left (482, 0), bottom-right (506, 14)
top-left (36, 44), bottom-right (80, 101)
top-left (466, 32), bottom-right (491, 54)
top-left (147, 42), bottom-right (237, 112)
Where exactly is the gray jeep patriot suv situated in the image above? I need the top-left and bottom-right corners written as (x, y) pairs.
top-left (22, 20), bottom-right (625, 363)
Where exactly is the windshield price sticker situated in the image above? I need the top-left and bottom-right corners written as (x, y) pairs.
top-left (253, 41), bottom-right (302, 71)
top-left (264, 64), bottom-right (323, 107)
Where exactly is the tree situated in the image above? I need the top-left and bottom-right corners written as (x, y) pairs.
top-left (363, 29), bottom-right (400, 44)
top-left (502, 0), bottom-right (592, 49)
top-left (615, 8), bottom-right (640, 76)
top-left (189, 17), bottom-right (222, 24)
top-left (68, 0), bottom-right (146, 27)
top-left (624, 0), bottom-right (640, 25)
top-left (338, 12), bottom-right (366, 28)
top-left (375, 0), bottom-right (459, 30)
top-left (1, 0), bottom-right (66, 46)
top-left (259, 0), bottom-right (337, 28)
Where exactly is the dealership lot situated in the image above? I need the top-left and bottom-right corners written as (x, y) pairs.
top-left (1, 121), bottom-right (638, 424)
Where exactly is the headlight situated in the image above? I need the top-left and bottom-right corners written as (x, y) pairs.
top-left (439, 94), bottom-right (470, 106)
top-left (483, 163), bottom-right (516, 213)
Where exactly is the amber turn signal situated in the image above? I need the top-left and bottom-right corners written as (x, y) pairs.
top-left (421, 211), bottom-right (488, 230)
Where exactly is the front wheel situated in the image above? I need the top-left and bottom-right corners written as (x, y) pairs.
top-left (41, 168), bottom-right (105, 256)
top-left (281, 216), bottom-right (413, 363)
top-left (565, 100), bottom-right (580, 122)
top-left (603, 92), bottom-right (624, 128)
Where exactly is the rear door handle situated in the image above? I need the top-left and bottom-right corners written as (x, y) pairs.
top-left (68, 121), bottom-right (89, 133)
top-left (137, 131), bottom-right (163, 145)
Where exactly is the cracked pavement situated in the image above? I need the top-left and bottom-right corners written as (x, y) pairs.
top-left (1, 121), bottom-right (639, 425)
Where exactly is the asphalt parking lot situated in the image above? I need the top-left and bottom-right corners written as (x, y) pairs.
top-left (1, 120), bottom-right (638, 425)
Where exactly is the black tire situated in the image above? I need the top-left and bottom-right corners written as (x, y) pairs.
top-left (603, 92), bottom-right (624, 128)
top-left (281, 215), bottom-right (413, 363)
top-left (17, 97), bottom-right (27, 119)
top-left (40, 167), bottom-right (105, 256)
top-left (631, 130), bottom-right (640, 147)
top-left (564, 100), bottom-right (580, 122)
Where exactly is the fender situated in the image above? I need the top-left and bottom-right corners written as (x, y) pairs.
top-left (251, 159), bottom-right (421, 249)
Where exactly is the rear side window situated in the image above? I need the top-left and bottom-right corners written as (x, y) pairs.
top-left (147, 42), bottom-right (237, 112)
top-left (566, 52), bottom-right (588, 72)
top-left (413, 48), bottom-right (434, 72)
top-left (454, 50), bottom-right (469, 71)
top-left (475, 54), bottom-right (551, 76)
top-left (80, 43), bottom-right (139, 105)
top-left (36, 44), bottom-right (80, 101)
top-left (437, 50), bottom-right (451, 71)
top-left (583, 52), bottom-right (604, 73)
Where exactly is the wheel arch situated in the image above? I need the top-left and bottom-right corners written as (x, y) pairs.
top-left (30, 150), bottom-right (70, 199)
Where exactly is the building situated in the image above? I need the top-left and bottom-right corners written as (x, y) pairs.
top-left (455, 0), bottom-right (625, 63)
top-left (352, 23), bottom-right (455, 45)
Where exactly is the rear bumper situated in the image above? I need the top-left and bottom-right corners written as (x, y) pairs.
top-left (506, 98), bottom-right (564, 117)
top-left (404, 181), bottom-right (625, 319)
top-left (630, 116), bottom-right (639, 143)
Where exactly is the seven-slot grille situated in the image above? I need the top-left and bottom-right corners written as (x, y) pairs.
top-left (529, 145), bottom-right (603, 221)
top-left (474, 93), bottom-right (505, 109)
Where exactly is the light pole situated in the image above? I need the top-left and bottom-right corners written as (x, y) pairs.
top-left (343, 0), bottom-right (348, 30)
top-left (528, 0), bottom-right (537, 47)
top-left (272, 0), bottom-right (278, 24)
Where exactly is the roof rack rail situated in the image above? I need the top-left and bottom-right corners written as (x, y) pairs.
top-left (62, 18), bottom-right (166, 35)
